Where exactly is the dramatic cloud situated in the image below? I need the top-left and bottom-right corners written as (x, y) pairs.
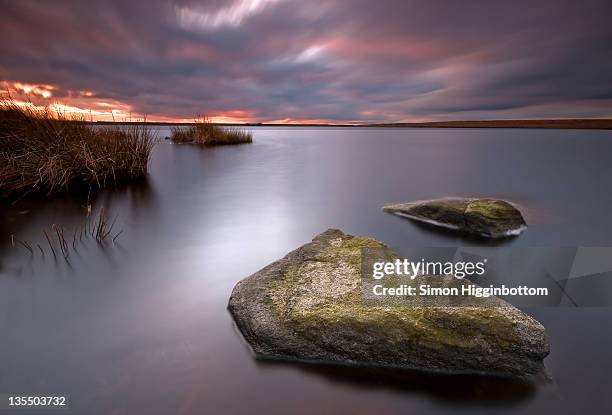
top-left (1, 0), bottom-right (611, 122)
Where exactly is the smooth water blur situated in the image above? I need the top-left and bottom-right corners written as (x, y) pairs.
top-left (1, 127), bottom-right (612, 414)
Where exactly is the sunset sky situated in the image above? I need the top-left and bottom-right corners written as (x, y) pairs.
top-left (1, 0), bottom-right (611, 123)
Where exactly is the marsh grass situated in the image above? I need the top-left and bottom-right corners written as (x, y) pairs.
top-left (0, 98), bottom-right (154, 201)
top-left (10, 207), bottom-right (122, 262)
top-left (171, 116), bottom-right (252, 146)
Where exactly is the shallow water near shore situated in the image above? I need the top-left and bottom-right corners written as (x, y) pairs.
top-left (1, 127), bottom-right (612, 414)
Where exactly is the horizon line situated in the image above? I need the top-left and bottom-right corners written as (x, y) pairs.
top-left (91, 118), bottom-right (612, 129)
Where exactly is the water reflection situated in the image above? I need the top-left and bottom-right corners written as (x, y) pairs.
top-left (256, 360), bottom-right (538, 405)
top-left (398, 217), bottom-right (520, 246)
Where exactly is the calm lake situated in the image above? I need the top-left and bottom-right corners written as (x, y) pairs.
top-left (1, 127), bottom-right (612, 414)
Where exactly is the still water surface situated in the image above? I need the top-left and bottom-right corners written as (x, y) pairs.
top-left (1, 127), bottom-right (612, 414)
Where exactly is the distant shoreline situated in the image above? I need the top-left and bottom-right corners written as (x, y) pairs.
top-left (94, 119), bottom-right (612, 129)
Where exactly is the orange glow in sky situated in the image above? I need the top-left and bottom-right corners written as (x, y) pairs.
top-left (1, 80), bottom-right (271, 123)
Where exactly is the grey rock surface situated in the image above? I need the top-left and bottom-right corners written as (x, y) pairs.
top-left (228, 229), bottom-right (549, 380)
top-left (383, 198), bottom-right (527, 238)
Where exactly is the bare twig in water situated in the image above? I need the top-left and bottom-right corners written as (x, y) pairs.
top-left (90, 207), bottom-right (118, 243)
top-left (52, 224), bottom-right (69, 260)
top-left (17, 239), bottom-right (33, 254)
top-left (112, 230), bottom-right (123, 243)
top-left (43, 229), bottom-right (56, 259)
top-left (7, 208), bottom-right (123, 262)
top-left (105, 214), bottom-right (118, 240)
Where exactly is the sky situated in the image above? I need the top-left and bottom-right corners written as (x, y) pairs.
top-left (1, 0), bottom-right (611, 123)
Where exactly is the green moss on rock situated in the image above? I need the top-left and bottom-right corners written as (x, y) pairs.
top-left (383, 198), bottom-right (527, 238)
top-left (228, 229), bottom-right (548, 379)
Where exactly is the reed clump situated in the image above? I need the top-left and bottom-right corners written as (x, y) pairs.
top-left (0, 98), bottom-right (154, 200)
top-left (171, 116), bottom-right (252, 146)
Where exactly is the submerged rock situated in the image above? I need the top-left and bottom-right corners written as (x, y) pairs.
top-left (228, 229), bottom-right (549, 380)
top-left (383, 198), bottom-right (527, 238)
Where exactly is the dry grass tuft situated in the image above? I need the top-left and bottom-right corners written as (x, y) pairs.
top-left (171, 116), bottom-right (252, 146)
top-left (0, 98), bottom-right (154, 200)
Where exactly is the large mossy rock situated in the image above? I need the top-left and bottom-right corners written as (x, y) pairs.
top-left (383, 198), bottom-right (527, 238)
top-left (228, 229), bottom-right (549, 380)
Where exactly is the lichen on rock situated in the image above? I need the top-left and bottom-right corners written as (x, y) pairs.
top-left (228, 229), bottom-right (548, 380)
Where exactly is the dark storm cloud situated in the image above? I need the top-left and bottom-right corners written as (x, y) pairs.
top-left (1, 0), bottom-right (611, 121)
